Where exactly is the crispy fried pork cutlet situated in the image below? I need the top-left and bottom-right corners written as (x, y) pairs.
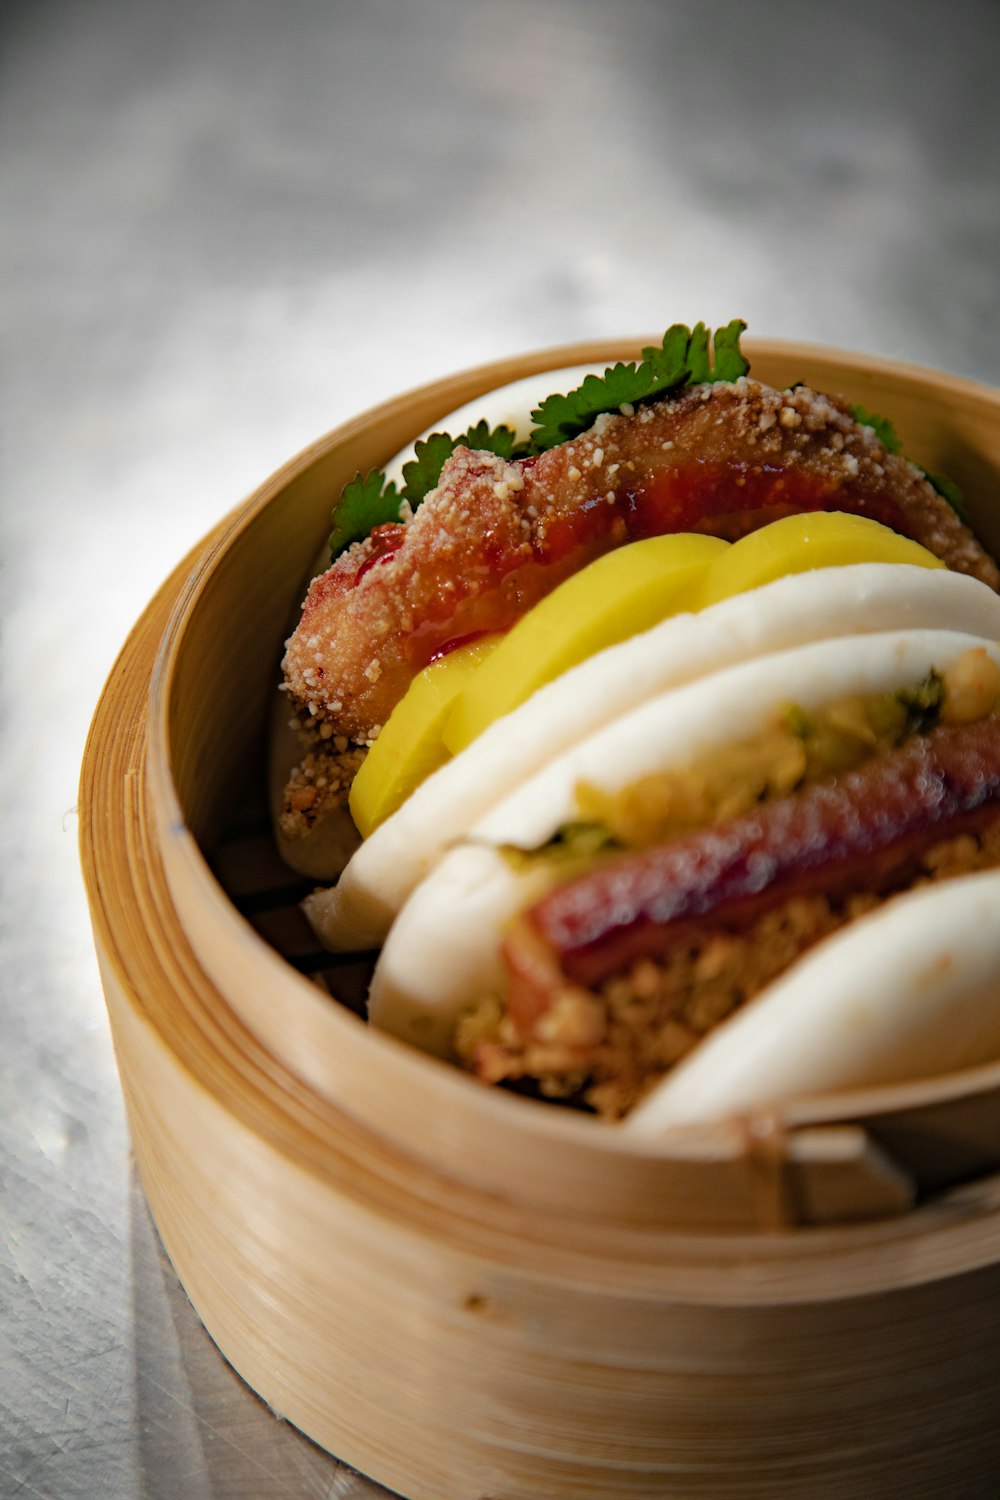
top-left (282, 377), bottom-right (998, 752)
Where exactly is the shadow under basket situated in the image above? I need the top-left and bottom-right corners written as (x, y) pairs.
top-left (80, 339), bottom-right (1000, 1499)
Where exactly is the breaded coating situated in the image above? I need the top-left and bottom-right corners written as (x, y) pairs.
top-left (283, 379), bottom-right (998, 744)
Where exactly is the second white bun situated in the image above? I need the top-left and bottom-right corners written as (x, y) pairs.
top-left (625, 870), bottom-right (1000, 1133)
top-left (366, 627), bottom-right (1000, 1055)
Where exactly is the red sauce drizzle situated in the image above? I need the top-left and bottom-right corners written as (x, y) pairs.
top-left (426, 629), bottom-right (497, 665)
top-left (353, 524), bottom-right (406, 585)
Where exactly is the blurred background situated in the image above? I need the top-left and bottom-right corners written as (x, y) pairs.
top-left (3, 1), bottom-right (999, 1495)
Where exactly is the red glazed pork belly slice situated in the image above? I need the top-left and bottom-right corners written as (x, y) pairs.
top-left (472, 719), bottom-right (1000, 1115)
top-left (282, 380), bottom-right (998, 744)
top-left (510, 716), bottom-right (1000, 1001)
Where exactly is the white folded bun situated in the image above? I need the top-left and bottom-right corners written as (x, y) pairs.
top-left (625, 871), bottom-right (1000, 1133)
top-left (306, 565), bottom-right (1000, 950)
top-left (366, 627), bottom-right (1000, 1055)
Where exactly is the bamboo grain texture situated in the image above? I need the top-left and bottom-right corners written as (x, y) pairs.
top-left (80, 341), bottom-right (1000, 1497)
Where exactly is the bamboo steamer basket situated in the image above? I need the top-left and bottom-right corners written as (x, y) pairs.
top-left (80, 340), bottom-right (1000, 1498)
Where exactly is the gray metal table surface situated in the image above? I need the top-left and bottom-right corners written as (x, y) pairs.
top-left (2, 2), bottom-right (999, 1496)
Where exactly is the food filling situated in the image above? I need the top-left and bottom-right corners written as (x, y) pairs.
top-left (455, 649), bottom-right (1000, 1117)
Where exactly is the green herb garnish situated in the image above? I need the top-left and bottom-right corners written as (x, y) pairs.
top-left (528, 319), bottom-right (749, 450)
top-left (688, 318), bottom-right (751, 384)
top-left (400, 421), bottom-right (522, 507)
top-left (896, 671), bottom-right (944, 734)
top-left (923, 468), bottom-right (969, 523)
top-left (328, 470), bottom-right (404, 556)
top-left (850, 404), bottom-right (968, 521)
top-left (850, 404), bottom-right (902, 454)
top-left (327, 320), bottom-right (749, 559)
top-left (328, 424), bottom-right (523, 559)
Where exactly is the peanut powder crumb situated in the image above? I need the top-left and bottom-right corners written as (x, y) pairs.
top-left (460, 817), bottom-right (1000, 1118)
top-left (280, 742), bottom-right (368, 839)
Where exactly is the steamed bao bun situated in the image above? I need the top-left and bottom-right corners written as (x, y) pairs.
top-left (364, 627), bottom-right (1000, 1064)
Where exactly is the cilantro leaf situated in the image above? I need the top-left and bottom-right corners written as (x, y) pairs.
top-left (681, 322), bottom-right (714, 385)
top-left (642, 319), bottom-right (749, 386)
top-left (529, 319), bottom-right (749, 450)
top-left (708, 318), bottom-right (752, 382)
top-left (329, 470), bottom-right (403, 559)
top-left (401, 422), bottom-right (521, 506)
top-left (849, 405), bottom-right (968, 520)
top-left (461, 419), bottom-right (522, 459)
top-left (328, 320), bottom-right (751, 551)
top-left (527, 364), bottom-right (660, 451)
top-left (923, 467), bottom-right (969, 522)
top-left (896, 671), bottom-right (944, 734)
top-left (400, 432), bottom-right (457, 507)
top-left (850, 404), bottom-right (902, 453)
top-left (641, 321), bottom-right (694, 384)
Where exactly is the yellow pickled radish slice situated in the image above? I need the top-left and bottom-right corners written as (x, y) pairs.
top-left (349, 636), bottom-right (500, 836)
top-left (698, 511), bottom-right (944, 607)
top-left (442, 533), bottom-right (729, 755)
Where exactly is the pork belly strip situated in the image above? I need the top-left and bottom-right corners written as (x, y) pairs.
top-left (503, 716), bottom-right (1000, 1026)
top-left (283, 379), bottom-right (998, 743)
